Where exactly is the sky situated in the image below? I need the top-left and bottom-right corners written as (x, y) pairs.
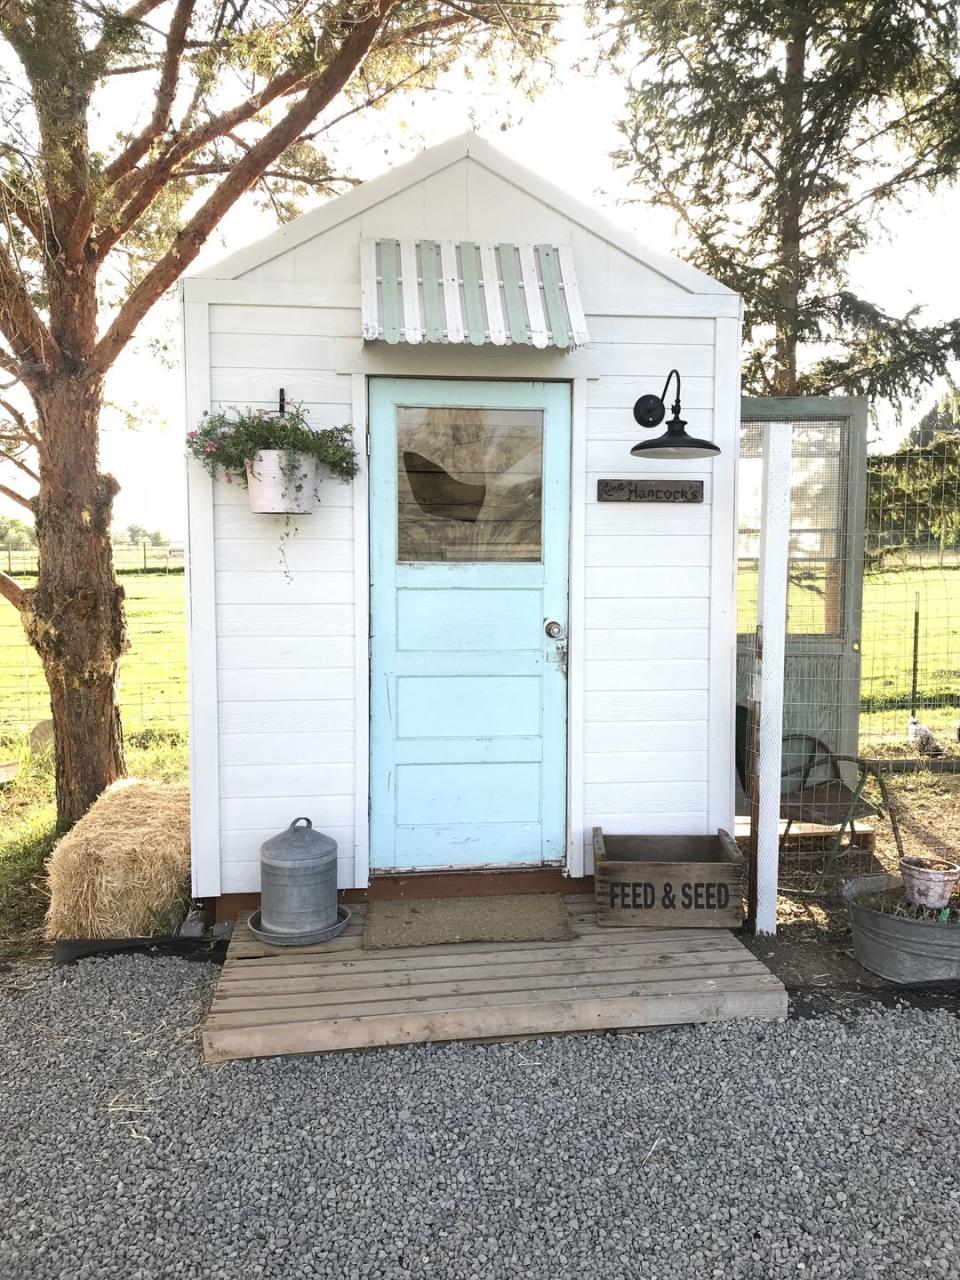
top-left (6, 16), bottom-right (960, 539)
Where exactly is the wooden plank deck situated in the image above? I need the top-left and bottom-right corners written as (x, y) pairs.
top-left (203, 896), bottom-right (787, 1062)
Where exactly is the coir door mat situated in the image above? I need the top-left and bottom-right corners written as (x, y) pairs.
top-left (362, 893), bottom-right (576, 950)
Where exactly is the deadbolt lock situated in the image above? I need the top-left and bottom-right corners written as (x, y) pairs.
top-left (545, 620), bottom-right (564, 639)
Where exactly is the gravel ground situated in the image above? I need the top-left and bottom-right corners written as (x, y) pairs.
top-left (2, 957), bottom-right (960, 1280)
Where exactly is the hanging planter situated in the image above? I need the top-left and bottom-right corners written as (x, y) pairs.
top-left (245, 449), bottom-right (318, 514)
top-left (187, 403), bottom-right (357, 515)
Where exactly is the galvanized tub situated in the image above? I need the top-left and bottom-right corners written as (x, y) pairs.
top-left (842, 874), bottom-right (960, 983)
top-left (252, 817), bottom-right (349, 946)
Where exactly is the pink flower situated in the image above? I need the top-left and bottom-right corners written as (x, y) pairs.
top-left (187, 431), bottom-right (198, 440)
top-left (224, 470), bottom-right (233, 485)
top-left (205, 441), bottom-right (218, 453)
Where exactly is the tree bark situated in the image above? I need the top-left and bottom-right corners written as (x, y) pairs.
top-left (22, 376), bottom-right (126, 828)
top-left (773, 25), bottom-right (807, 396)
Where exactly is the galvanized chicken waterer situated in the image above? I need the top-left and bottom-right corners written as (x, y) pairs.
top-left (248, 817), bottom-right (350, 946)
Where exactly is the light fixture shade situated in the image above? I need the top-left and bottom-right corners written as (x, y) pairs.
top-left (630, 415), bottom-right (721, 460)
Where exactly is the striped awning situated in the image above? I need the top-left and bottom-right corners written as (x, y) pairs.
top-left (360, 239), bottom-right (589, 350)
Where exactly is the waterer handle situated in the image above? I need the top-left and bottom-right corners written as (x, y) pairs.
top-left (291, 817), bottom-right (313, 829)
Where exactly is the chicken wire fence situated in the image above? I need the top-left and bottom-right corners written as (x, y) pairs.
top-left (738, 406), bottom-right (960, 902)
top-left (0, 560), bottom-right (187, 747)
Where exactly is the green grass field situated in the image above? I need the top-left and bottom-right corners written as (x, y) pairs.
top-left (0, 573), bottom-right (187, 741)
top-left (860, 565), bottom-right (960, 710)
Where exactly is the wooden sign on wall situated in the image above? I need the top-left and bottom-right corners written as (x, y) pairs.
top-left (597, 479), bottom-right (704, 503)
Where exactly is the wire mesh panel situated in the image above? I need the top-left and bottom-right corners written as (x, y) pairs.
top-left (858, 440), bottom-right (960, 870)
top-left (739, 408), bottom-right (960, 911)
top-left (738, 399), bottom-right (874, 904)
top-left (862, 442), bottom-right (960, 754)
top-left (0, 567), bottom-right (187, 745)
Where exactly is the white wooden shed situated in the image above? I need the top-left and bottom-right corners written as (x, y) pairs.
top-left (181, 132), bottom-right (742, 905)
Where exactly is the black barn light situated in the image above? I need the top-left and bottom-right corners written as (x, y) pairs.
top-left (631, 369), bottom-right (721, 459)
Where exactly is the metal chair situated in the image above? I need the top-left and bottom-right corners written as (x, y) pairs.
top-left (779, 733), bottom-right (882, 889)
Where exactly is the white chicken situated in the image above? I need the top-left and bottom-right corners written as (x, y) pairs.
top-left (908, 716), bottom-right (944, 757)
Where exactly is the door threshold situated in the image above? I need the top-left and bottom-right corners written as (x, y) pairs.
top-left (354, 864), bottom-right (591, 903)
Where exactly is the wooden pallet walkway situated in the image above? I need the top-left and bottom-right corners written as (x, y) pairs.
top-left (203, 896), bottom-right (786, 1062)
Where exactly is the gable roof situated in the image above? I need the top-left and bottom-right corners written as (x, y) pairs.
top-left (190, 132), bottom-right (733, 295)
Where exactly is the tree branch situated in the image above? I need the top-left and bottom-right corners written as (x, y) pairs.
top-left (0, 568), bottom-right (26, 611)
top-left (0, 445), bottom-right (39, 483)
top-left (0, 478), bottom-right (32, 511)
top-left (104, 0), bottom-right (197, 184)
top-left (106, 62), bottom-right (312, 203)
top-left (0, 241), bottom-right (59, 374)
top-left (92, 1), bottom-right (400, 371)
top-left (0, 177), bottom-right (47, 247)
top-left (0, 394), bottom-right (40, 448)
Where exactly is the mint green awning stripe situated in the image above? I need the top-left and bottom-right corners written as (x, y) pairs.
top-left (458, 242), bottom-right (487, 345)
top-left (419, 241), bottom-right (445, 343)
top-left (362, 238), bottom-right (588, 346)
top-left (378, 239), bottom-right (402, 345)
top-left (536, 244), bottom-right (571, 349)
top-left (498, 244), bottom-right (528, 344)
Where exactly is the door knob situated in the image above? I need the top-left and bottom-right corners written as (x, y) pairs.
top-left (545, 620), bottom-right (564, 639)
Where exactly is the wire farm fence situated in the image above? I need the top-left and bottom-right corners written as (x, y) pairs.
top-left (0, 558), bottom-right (187, 745)
top-left (861, 439), bottom-right (960, 751)
top-left (2, 539), bottom-right (185, 576)
top-left (738, 416), bottom-right (960, 899)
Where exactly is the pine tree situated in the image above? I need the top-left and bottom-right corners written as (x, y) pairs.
top-left (601, 0), bottom-right (960, 402)
top-left (908, 389), bottom-right (960, 445)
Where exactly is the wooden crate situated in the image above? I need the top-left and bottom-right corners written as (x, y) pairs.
top-left (593, 829), bottom-right (744, 928)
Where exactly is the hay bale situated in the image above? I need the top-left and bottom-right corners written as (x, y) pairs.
top-left (45, 779), bottom-right (191, 940)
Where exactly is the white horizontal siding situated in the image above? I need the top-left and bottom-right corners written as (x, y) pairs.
top-left (210, 369), bottom-right (352, 403)
top-left (586, 567), bottom-right (711, 598)
top-left (218, 636), bottom-right (355, 670)
top-left (223, 795), bottom-right (354, 830)
top-left (586, 504), bottom-right (713, 535)
top-left (219, 699), bottom-right (355, 735)
top-left (221, 763), bottom-right (354, 798)
top-left (216, 603), bottom-right (354, 637)
top-left (194, 154), bottom-right (738, 896)
top-left (215, 571), bottom-right (354, 605)
top-left (584, 781), bottom-right (708, 815)
top-left (585, 535), bottom-right (709, 568)
top-left (584, 722), bottom-right (707, 753)
top-left (584, 660), bottom-right (710, 692)
top-left (216, 539), bottom-right (354, 573)
top-left (584, 628), bottom-right (709, 661)
top-left (584, 751), bottom-right (709, 783)
top-left (219, 731), bottom-right (354, 766)
top-left (210, 304), bottom-right (361, 336)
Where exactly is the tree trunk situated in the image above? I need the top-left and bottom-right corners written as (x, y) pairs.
top-left (23, 376), bottom-right (126, 828)
top-left (773, 26), bottom-right (807, 396)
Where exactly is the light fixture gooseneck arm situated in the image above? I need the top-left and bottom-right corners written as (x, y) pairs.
top-left (660, 369), bottom-right (682, 421)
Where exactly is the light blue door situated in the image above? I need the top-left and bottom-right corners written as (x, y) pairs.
top-left (370, 378), bottom-right (570, 871)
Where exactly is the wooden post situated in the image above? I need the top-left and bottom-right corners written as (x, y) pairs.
top-left (749, 420), bottom-right (792, 935)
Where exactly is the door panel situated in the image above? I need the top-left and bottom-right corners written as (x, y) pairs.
top-left (370, 378), bottom-right (571, 871)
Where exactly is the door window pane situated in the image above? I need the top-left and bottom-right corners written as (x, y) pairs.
top-left (397, 406), bottom-right (544, 562)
